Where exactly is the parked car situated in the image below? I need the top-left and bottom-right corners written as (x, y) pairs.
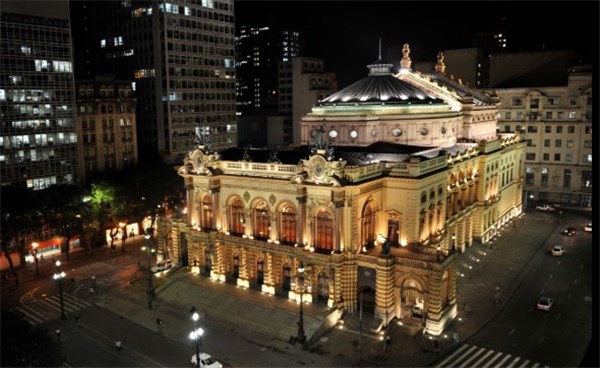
top-left (584, 223), bottom-right (592, 232)
top-left (535, 204), bottom-right (556, 212)
top-left (537, 296), bottom-right (554, 311)
top-left (550, 245), bottom-right (566, 257)
top-left (191, 353), bottom-right (222, 368)
top-left (561, 227), bottom-right (576, 236)
top-left (151, 259), bottom-right (173, 273)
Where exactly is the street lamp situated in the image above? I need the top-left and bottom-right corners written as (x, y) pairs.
top-left (451, 234), bottom-right (456, 252)
top-left (189, 324), bottom-right (204, 368)
top-left (142, 228), bottom-right (156, 308)
top-left (436, 246), bottom-right (441, 262)
top-left (53, 260), bottom-right (67, 320)
top-left (32, 242), bottom-right (39, 276)
top-left (293, 261), bottom-right (307, 347)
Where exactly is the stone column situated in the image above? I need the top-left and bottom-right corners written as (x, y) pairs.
top-left (211, 187), bottom-right (220, 230)
top-left (334, 200), bottom-right (344, 253)
top-left (296, 195), bottom-right (307, 245)
top-left (185, 180), bottom-right (194, 225)
top-left (375, 256), bottom-right (395, 326)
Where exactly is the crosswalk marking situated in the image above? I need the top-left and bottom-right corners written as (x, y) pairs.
top-left (437, 344), bottom-right (547, 368)
top-left (17, 293), bottom-right (92, 325)
top-left (435, 343), bottom-right (471, 367)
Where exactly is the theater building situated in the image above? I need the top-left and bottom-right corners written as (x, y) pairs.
top-left (158, 45), bottom-right (525, 336)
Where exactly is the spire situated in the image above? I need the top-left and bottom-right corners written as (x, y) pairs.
top-left (435, 51), bottom-right (446, 74)
top-left (400, 43), bottom-right (412, 70)
top-left (378, 37), bottom-right (382, 61)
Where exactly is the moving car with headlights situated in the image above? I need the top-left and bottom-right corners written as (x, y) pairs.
top-left (535, 204), bottom-right (556, 212)
top-left (191, 353), bottom-right (222, 368)
top-left (550, 245), bottom-right (566, 256)
top-left (584, 223), bottom-right (592, 232)
top-left (537, 296), bottom-right (554, 311)
top-left (561, 227), bottom-right (576, 236)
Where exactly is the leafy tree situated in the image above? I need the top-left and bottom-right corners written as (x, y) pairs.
top-left (88, 180), bottom-right (126, 252)
top-left (36, 185), bottom-right (87, 261)
top-left (1, 309), bottom-right (62, 367)
top-left (0, 186), bottom-right (42, 277)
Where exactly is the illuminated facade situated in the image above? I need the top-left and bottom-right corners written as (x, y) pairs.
top-left (160, 44), bottom-right (525, 337)
top-left (75, 77), bottom-right (138, 184)
top-left (0, 2), bottom-right (78, 190)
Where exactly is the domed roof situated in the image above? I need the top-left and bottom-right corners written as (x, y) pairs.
top-left (319, 60), bottom-right (444, 106)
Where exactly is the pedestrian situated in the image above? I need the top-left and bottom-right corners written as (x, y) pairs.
top-left (115, 340), bottom-right (122, 351)
top-left (40, 254), bottom-right (44, 261)
top-left (56, 329), bottom-right (61, 341)
top-left (385, 336), bottom-right (391, 350)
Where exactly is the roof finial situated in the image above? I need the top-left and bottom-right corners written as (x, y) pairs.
top-left (378, 37), bottom-right (382, 61)
top-left (435, 51), bottom-right (446, 74)
top-left (400, 43), bottom-right (412, 70)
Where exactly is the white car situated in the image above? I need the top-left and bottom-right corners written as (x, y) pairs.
top-left (535, 204), bottom-right (555, 212)
top-left (191, 353), bottom-right (222, 368)
top-left (537, 296), bottom-right (554, 311)
top-left (151, 259), bottom-right (173, 273)
top-left (584, 223), bottom-right (592, 232)
top-left (550, 245), bottom-right (565, 257)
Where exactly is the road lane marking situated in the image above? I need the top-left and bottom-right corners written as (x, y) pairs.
top-left (508, 328), bottom-right (516, 336)
top-left (15, 306), bottom-right (43, 324)
top-left (452, 345), bottom-right (479, 366)
top-left (531, 363), bottom-right (540, 368)
top-left (574, 279), bottom-right (578, 284)
top-left (506, 357), bottom-right (521, 368)
top-left (493, 354), bottom-right (512, 368)
top-left (482, 351), bottom-right (503, 368)
top-left (471, 349), bottom-right (495, 368)
top-left (519, 359), bottom-right (530, 367)
top-left (539, 288), bottom-right (544, 294)
top-left (549, 274), bottom-right (553, 279)
top-left (458, 346), bottom-right (486, 368)
top-left (538, 336), bottom-right (545, 344)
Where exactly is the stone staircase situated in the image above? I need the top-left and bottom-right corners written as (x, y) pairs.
top-left (159, 279), bottom-right (324, 343)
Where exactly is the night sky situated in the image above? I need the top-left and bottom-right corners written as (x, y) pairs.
top-left (235, 1), bottom-right (598, 88)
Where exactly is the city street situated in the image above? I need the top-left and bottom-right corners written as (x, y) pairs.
top-left (2, 208), bottom-right (593, 368)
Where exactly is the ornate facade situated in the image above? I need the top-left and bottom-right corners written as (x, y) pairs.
top-left (159, 45), bottom-right (525, 336)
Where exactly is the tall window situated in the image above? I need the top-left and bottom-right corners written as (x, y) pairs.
top-left (279, 204), bottom-right (296, 244)
top-left (563, 169), bottom-right (572, 188)
top-left (229, 197), bottom-right (244, 235)
top-left (581, 171), bottom-right (592, 188)
top-left (253, 201), bottom-right (269, 239)
top-left (315, 210), bottom-right (333, 251)
top-left (541, 167), bottom-right (549, 186)
top-left (201, 195), bottom-right (213, 230)
top-left (362, 203), bottom-right (374, 248)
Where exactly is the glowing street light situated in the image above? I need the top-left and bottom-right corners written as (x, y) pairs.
top-left (53, 260), bottom-right (67, 320)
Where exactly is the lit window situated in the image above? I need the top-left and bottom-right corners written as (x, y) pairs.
top-left (100, 39), bottom-right (106, 48)
top-left (21, 45), bottom-right (31, 55)
top-left (568, 111), bottom-right (576, 119)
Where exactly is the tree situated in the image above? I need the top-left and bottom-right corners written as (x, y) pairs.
top-left (0, 186), bottom-right (42, 277)
top-left (88, 180), bottom-right (126, 252)
top-left (1, 309), bottom-right (62, 367)
top-left (36, 185), bottom-right (87, 261)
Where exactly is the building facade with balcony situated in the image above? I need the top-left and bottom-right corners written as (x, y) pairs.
top-left (491, 65), bottom-right (592, 207)
top-left (75, 76), bottom-right (138, 184)
top-left (158, 45), bottom-right (525, 338)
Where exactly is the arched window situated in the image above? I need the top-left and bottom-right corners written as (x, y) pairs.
top-left (253, 201), bottom-right (269, 239)
top-left (362, 203), bottom-right (374, 248)
top-left (315, 210), bottom-right (333, 251)
top-left (201, 195), bottom-right (213, 230)
top-left (229, 197), bottom-right (244, 235)
top-left (279, 204), bottom-right (296, 245)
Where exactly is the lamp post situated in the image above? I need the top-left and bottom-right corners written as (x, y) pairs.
top-left (142, 228), bottom-right (156, 308)
top-left (32, 242), bottom-right (39, 276)
top-left (436, 246), bottom-right (441, 262)
top-left (189, 317), bottom-right (204, 368)
top-left (295, 261), bottom-right (307, 347)
top-left (53, 260), bottom-right (67, 320)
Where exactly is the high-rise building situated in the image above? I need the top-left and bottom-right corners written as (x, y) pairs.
top-left (75, 76), bottom-right (138, 184)
top-left (235, 25), bottom-right (302, 115)
top-left (1, 1), bottom-right (79, 190)
top-left (70, 0), bottom-right (237, 164)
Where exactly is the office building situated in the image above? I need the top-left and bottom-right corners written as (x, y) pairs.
top-left (1, 1), bottom-right (79, 190)
top-left (70, 0), bottom-right (237, 164)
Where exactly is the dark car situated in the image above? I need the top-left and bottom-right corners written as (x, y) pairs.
top-left (561, 227), bottom-right (576, 236)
